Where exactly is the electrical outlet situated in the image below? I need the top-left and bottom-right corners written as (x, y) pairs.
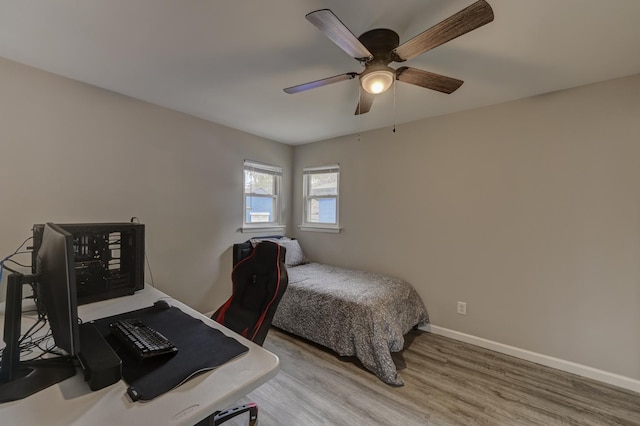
top-left (457, 301), bottom-right (467, 315)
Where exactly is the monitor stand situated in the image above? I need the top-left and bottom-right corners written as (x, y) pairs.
top-left (0, 271), bottom-right (76, 403)
top-left (0, 358), bottom-right (76, 403)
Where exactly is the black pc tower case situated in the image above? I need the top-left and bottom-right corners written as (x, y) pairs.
top-left (32, 223), bottom-right (145, 305)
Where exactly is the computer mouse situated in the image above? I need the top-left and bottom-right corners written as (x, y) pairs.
top-left (153, 299), bottom-right (171, 310)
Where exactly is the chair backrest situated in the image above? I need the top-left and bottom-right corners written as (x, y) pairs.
top-left (211, 241), bottom-right (288, 346)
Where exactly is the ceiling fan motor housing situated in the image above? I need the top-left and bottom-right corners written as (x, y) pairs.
top-left (357, 29), bottom-right (401, 94)
top-left (358, 28), bottom-right (400, 65)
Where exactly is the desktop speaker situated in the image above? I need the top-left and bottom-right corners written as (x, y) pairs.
top-left (78, 322), bottom-right (122, 391)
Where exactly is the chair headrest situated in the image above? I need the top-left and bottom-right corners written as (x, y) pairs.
top-left (252, 241), bottom-right (282, 274)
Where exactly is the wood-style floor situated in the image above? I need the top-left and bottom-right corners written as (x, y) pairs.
top-left (224, 327), bottom-right (640, 426)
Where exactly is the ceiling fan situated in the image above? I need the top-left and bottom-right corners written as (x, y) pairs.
top-left (284, 0), bottom-right (494, 115)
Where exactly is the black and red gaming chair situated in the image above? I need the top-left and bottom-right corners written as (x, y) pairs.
top-left (212, 240), bottom-right (288, 345)
top-left (204, 241), bottom-right (288, 426)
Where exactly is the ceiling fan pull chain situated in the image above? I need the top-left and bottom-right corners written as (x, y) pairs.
top-left (393, 80), bottom-right (397, 133)
top-left (357, 85), bottom-right (361, 141)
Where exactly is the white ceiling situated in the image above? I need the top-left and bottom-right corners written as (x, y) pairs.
top-left (1, 0), bottom-right (639, 145)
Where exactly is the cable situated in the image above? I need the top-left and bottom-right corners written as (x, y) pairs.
top-left (0, 236), bottom-right (34, 290)
top-left (130, 216), bottom-right (155, 287)
top-left (0, 234), bottom-right (65, 362)
top-left (0, 316), bottom-right (50, 361)
top-left (3, 250), bottom-right (32, 269)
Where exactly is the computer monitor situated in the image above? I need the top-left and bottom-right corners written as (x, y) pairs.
top-left (35, 223), bottom-right (80, 355)
top-left (0, 223), bottom-right (78, 402)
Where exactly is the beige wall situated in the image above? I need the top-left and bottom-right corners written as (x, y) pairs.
top-left (0, 57), bottom-right (293, 313)
top-left (2, 54), bottom-right (638, 382)
top-left (292, 74), bottom-right (640, 380)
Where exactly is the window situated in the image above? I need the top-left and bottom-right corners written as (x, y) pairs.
top-left (243, 160), bottom-right (283, 229)
top-left (301, 164), bottom-right (340, 232)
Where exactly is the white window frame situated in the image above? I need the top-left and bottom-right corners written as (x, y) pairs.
top-left (300, 164), bottom-right (341, 233)
top-left (242, 160), bottom-right (285, 233)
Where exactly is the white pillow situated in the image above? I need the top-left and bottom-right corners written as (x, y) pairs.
top-left (278, 239), bottom-right (309, 267)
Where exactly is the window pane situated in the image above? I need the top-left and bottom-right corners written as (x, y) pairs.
top-left (246, 195), bottom-right (274, 223)
top-left (309, 173), bottom-right (337, 196)
top-left (244, 170), bottom-right (275, 196)
top-left (243, 160), bottom-right (282, 227)
top-left (307, 198), bottom-right (337, 224)
top-left (303, 165), bottom-right (339, 228)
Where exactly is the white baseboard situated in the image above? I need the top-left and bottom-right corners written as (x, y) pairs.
top-left (421, 324), bottom-right (640, 394)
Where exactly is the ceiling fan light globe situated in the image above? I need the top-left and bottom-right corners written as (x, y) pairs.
top-left (360, 69), bottom-right (394, 95)
top-left (370, 81), bottom-right (385, 94)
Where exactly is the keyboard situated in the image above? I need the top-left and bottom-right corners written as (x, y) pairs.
top-left (109, 318), bottom-right (178, 360)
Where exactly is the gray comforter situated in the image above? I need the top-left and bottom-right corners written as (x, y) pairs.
top-left (272, 262), bottom-right (429, 385)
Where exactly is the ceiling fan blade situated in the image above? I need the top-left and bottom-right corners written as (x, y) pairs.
top-left (306, 9), bottom-right (373, 61)
top-left (284, 73), bottom-right (357, 94)
top-left (396, 67), bottom-right (463, 94)
top-left (355, 91), bottom-right (375, 115)
top-left (392, 0), bottom-right (494, 61)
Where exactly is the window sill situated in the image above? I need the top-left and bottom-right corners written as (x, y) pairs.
top-left (298, 225), bottom-right (341, 234)
top-left (241, 225), bottom-right (286, 233)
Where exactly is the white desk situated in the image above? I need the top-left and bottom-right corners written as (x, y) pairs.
top-left (0, 287), bottom-right (280, 426)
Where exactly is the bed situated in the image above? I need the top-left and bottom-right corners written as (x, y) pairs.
top-left (233, 237), bottom-right (429, 386)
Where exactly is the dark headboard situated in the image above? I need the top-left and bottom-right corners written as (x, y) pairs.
top-left (232, 235), bottom-right (285, 266)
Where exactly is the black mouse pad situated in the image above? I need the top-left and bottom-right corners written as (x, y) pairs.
top-left (89, 305), bottom-right (248, 401)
